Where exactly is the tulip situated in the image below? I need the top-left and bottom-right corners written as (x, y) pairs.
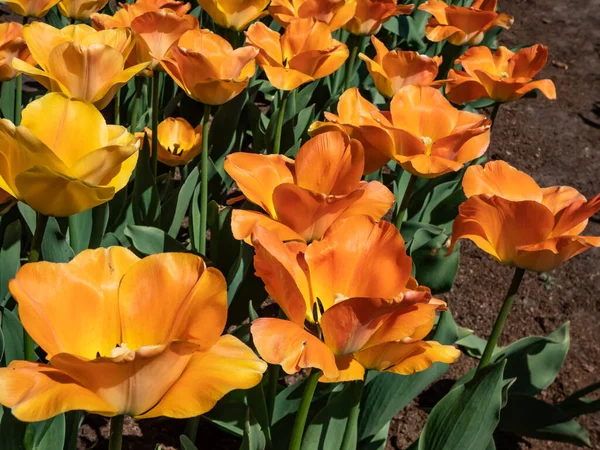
top-left (359, 35), bottom-right (443, 98)
top-left (91, 0), bottom-right (190, 30)
top-left (450, 161), bottom-right (600, 273)
top-left (418, 0), bottom-right (513, 46)
top-left (197, 0), bottom-right (269, 31)
top-left (343, 0), bottom-right (413, 36)
top-left (245, 19), bottom-right (348, 91)
top-left (58, 0), bottom-right (109, 21)
top-left (269, 0), bottom-right (356, 31)
top-left (12, 23), bottom-right (147, 110)
top-left (159, 29), bottom-right (258, 105)
top-left (250, 215), bottom-right (460, 382)
top-left (446, 44), bottom-right (557, 104)
top-left (0, 247), bottom-right (267, 421)
top-left (224, 131), bottom-right (395, 243)
top-left (144, 117), bottom-right (202, 166)
top-left (0, 93), bottom-right (139, 217)
top-left (0, 22), bottom-right (35, 82)
top-left (4, 0), bottom-right (60, 18)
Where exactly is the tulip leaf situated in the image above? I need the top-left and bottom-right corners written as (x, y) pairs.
top-left (41, 217), bottom-right (75, 263)
top-left (125, 225), bottom-right (188, 255)
top-left (0, 218), bottom-right (21, 305)
top-left (499, 394), bottom-right (590, 447)
top-left (360, 422), bottom-right (390, 450)
top-left (358, 310), bottom-right (459, 443)
top-left (455, 331), bottom-right (488, 359)
top-left (240, 410), bottom-right (266, 450)
top-left (0, 405), bottom-right (26, 450)
top-left (63, 411), bottom-right (84, 450)
top-left (210, 91), bottom-right (249, 160)
top-left (189, 183), bottom-right (202, 253)
top-left (89, 203), bottom-right (110, 249)
top-left (204, 390), bottom-right (246, 437)
top-left (418, 360), bottom-right (507, 450)
top-left (560, 381), bottom-right (600, 419)
top-left (24, 415), bottom-right (65, 450)
top-left (68, 210), bottom-right (92, 254)
top-left (179, 435), bottom-right (199, 450)
top-left (165, 166), bottom-right (199, 238)
top-left (17, 203), bottom-right (36, 235)
top-left (412, 236), bottom-right (460, 294)
top-left (246, 383), bottom-right (270, 447)
top-left (132, 137), bottom-right (161, 227)
top-left (1, 306), bottom-right (24, 364)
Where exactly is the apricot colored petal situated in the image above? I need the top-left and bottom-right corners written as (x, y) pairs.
top-left (398, 154), bottom-right (464, 178)
top-left (515, 236), bottom-right (600, 273)
top-left (21, 21), bottom-right (69, 70)
top-left (551, 194), bottom-right (600, 237)
top-left (262, 65), bottom-right (314, 90)
top-left (224, 152), bottom-right (295, 217)
top-left (457, 45), bottom-right (496, 77)
top-left (462, 160), bottom-right (542, 201)
top-left (305, 215), bottom-right (412, 309)
top-left (245, 22), bottom-right (283, 66)
top-left (8, 247), bottom-right (139, 359)
top-left (250, 318), bottom-right (338, 379)
top-left (357, 125), bottom-right (395, 173)
top-left (140, 335), bottom-right (266, 419)
top-left (230, 209), bottom-right (304, 243)
top-left (541, 186), bottom-right (586, 215)
top-left (474, 70), bottom-right (530, 102)
top-left (425, 24), bottom-right (467, 45)
top-left (337, 181), bottom-right (394, 222)
top-left (69, 144), bottom-right (137, 187)
top-left (251, 226), bottom-right (311, 325)
top-left (319, 355), bottom-right (365, 383)
top-left (118, 253), bottom-right (227, 350)
top-left (310, 44), bottom-right (349, 79)
top-left (272, 183), bottom-right (364, 242)
top-left (445, 69), bottom-right (490, 104)
top-left (431, 124), bottom-right (490, 164)
top-left (0, 361), bottom-right (117, 422)
top-left (355, 341), bottom-right (460, 375)
top-left (187, 78), bottom-right (251, 106)
top-left (509, 44), bottom-right (548, 78)
top-left (92, 62), bottom-right (150, 110)
top-left (515, 79), bottom-right (557, 101)
top-left (220, 46), bottom-right (258, 79)
top-left (360, 52), bottom-right (393, 98)
top-left (11, 57), bottom-right (54, 91)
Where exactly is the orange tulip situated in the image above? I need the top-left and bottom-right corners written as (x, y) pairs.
top-left (359, 35), bottom-right (443, 98)
top-left (0, 22), bottom-right (35, 82)
top-left (0, 248), bottom-right (266, 421)
top-left (224, 131), bottom-right (394, 243)
top-left (197, 0), bottom-right (269, 31)
top-left (250, 216), bottom-right (460, 382)
top-left (418, 0), bottom-right (513, 46)
top-left (144, 117), bottom-right (202, 166)
top-left (446, 45), bottom-right (557, 104)
top-left (159, 29), bottom-right (257, 105)
top-left (343, 0), bottom-right (413, 36)
top-left (309, 88), bottom-right (391, 174)
top-left (245, 18), bottom-right (348, 91)
top-left (91, 0), bottom-right (191, 29)
top-left (4, 0), bottom-right (60, 18)
top-left (269, 0), bottom-right (356, 31)
top-left (12, 23), bottom-right (147, 110)
top-left (58, 0), bottom-right (109, 21)
top-left (450, 161), bottom-right (600, 273)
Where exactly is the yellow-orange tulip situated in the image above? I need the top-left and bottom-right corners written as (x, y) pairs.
top-left (450, 161), bottom-right (600, 273)
top-left (130, 10), bottom-right (198, 72)
top-left (309, 88), bottom-right (391, 174)
top-left (91, 0), bottom-right (191, 29)
top-left (366, 85), bottom-right (490, 177)
top-left (4, 0), bottom-right (60, 18)
top-left (0, 22), bottom-right (35, 81)
top-left (0, 93), bottom-right (138, 217)
top-left (58, 0), bottom-right (109, 21)
top-left (359, 35), bottom-right (443, 98)
top-left (13, 23), bottom-right (147, 110)
top-left (446, 44), bottom-right (557, 104)
top-left (269, 0), bottom-right (356, 31)
top-left (197, 0), bottom-right (269, 31)
top-left (343, 0), bottom-right (413, 36)
top-left (250, 216), bottom-right (459, 382)
top-left (0, 248), bottom-right (267, 421)
top-left (144, 117), bottom-right (202, 166)
top-left (224, 131), bottom-right (394, 243)
top-left (160, 29), bottom-right (257, 105)
top-left (419, 0), bottom-right (513, 46)
top-left (245, 19), bottom-right (348, 91)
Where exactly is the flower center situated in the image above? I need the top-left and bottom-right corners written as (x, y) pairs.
top-left (109, 343), bottom-right (135, 362)
top-left (420, 136), bottom-right (434, 155)
top-left (500, 71), bottom-right (510, 78)
top-left (168, 143), bottom-right (184, 156)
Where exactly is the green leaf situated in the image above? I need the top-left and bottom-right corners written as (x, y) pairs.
top-left (68, 210), bottom-right (92, 253)
top-left (124, 225), bottom-right (188, 255)
top-left (560, 381), bottom-right (600, 418)
top-left (360, 422), bottom-right (390, 450)
top-left (179, 435), bottom-right (199, 450)
top-left (499, 394), bottom-right (590, 447)
top-left (0, 78), bottom-right (16, 122)
top-left (0, 405), bottom-right (26, 450)
top-left (17, 203), bottom-right (36, 235)
top-left (24, 415), bottom-right (65, 450)
top-left (204, 390), bottom-right (247, 437)
top-left (1, 219), bottom-right (21, 304)
top-left (63, 411), bottom-right (84, 450)
top-left (1, 306), bottom-right (24, 364)
top-left (166, 166), bottom-right (199, 238)
top-left (42, 217), bottom-right (75, 263)
top-left (412, 236), bottom-right (459, 294)
top-left (132, 137), bottom-right (161, 226)
top-left (418, 360), bottom-right (507, 450)
top-left (240, 410), bottom-right (266, 450)
top-left (246, 384), bottom-right (270, 447)
top-left (455, 332), bottom-right (487, 359)
top-left (89, 203), bottom-right (110, 249)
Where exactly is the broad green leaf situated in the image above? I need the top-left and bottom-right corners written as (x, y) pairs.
top-left (0, 78), bottom-right (16, 122)
top-left (17, 203), bottom-right (36, 235)
top-left (418, 360), bottom-right (507, 450)
top-left (189, 183), bottom-right (202, 253)
top-left (41, 217), bottom-right (75, 263)
top-left (360, 422), bottom-right (390, 450)
top-left (165, 166), bottom-right (199, 237)
top-left (455, 331), bottom-right (487, 359)
top-left (412, 236), bottom-right (459, 294)
top-left (240, 410), bottom-right (266, 450)
top-left (1, 306), bottom-right (24, 364)
top-left (560, 381), bottom-right (600, 419)
top-left (24, 415), bottom-right (65, 450)
top-left (204, 390), bottom-right (247, 437)
top-left (89, 203), bottom-right (110, 249)
top-left (124, 225), bottom-right (188, 255)
top-left (132, 137), bottom-right (161, 227)
top-left (68, 210), bottom-right (92, 254)
top-left (0, 405), bottom-right (26, 450)
top-left (180, 435), bottom-right (199, 450)
top-left (63, 411), bottom-right (84, 450)
top-left (0, 219), bottom-right (21, 304)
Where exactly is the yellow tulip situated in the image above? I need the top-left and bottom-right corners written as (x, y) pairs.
top-left (58, 0), bottom-right (109, 20)
top-left (0, 93), bottom-right (139, 217)
top-left (197, 0), bottom-right (270, 31)
top-left (0, 22), bottom-right (36, 82)
top-left (12, 23), bottom-right (148, 110)
top-left (4, 0), bottom-right (60, 18)
top-left (144, 117), bottom-right (203, 166)
top-left (0, 247), bottom-right (267, 421)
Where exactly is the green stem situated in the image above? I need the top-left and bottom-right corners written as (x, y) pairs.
top-left (24, 213), bottom-right (49, 361)
top-left (477, 267), bottom-right (526, 371)
top-left (266, 364), bottom-right (280, 422)
top-left (184, 416), bottom-right (200, 444)
top-left (199, 103), bottom-right (211, 255)
top-left (108, 415), bottom-right (124, 450)
top-left (394, 173), bottom-right (418, 229)
top-left (288, 370), bottom-right (321, 450)
top-left (114, 89), bottom-right (121, 126)
top-left (340, 379), bottom-right (365, 450)
top-left (490, 102), bottom-right (501, 130)
top-left (15, 74), bottom-right (22, 126)
top-left (151, 71), bottom-right (159, 176)
top-left (343, 35), bottom-right (361, 92)
top-left (130, 76), bottom-right (144, 132)
top-left (272, 90), bottom-right (290, 155)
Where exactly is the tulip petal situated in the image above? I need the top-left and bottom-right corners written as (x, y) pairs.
top-left (305, 215), bottom-right (412, 310)
top-left (551, 193), bottom-right (600, 238)
top-left (230, 209), bottom-right (304, 243)
top-left (93, 61), bottom-right (150, 110)
top-left (262, 65), bottom-right (314, 90)
top-left (509, 44), bottom-right (548, 79)
top-left (397, 154), bottom-right (464, 178)
top-left (245, 22), bottom-right (284, 66)
top-left (514, 78), bottom-right (557, 101)
top-left (336, 181), bottom-right (394, 222)
top-left (541, 186), bottom-right (586, 215)
top-left (118, 253), bottom-right (227, 350)
top-left (445, 69), bottom-right (490, 104)
top-left (69, 144), bottom-right (138, 186)
top-left (515, 236), bottom-right (600, 273)
top-left (0, 361), bottom-right (117, 422)
top-left (251, 318), bottom-right (339, 378)
top-left (319, 355), bottom-right (365, 383)
top-left (139, 335), bottom-right (267, 419)
top-left (9, 247), bottom-right (139, 359)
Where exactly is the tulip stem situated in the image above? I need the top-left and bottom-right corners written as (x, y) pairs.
top-left (151, 72), bottom-right (160, 176)
top-left (490, 102), bottom-right (501, 130)
top-left (184, 416), bottom-right (200, 444)
top-left (288, 370), bottom-right (321, 450)
top-left (199, 102), bottom-right (211, 255)
top-left (114, 89), bottom-right (121, 126)
top-left (15, 74), bottom-right (22, 126)
top-left (343, 34), bottom-right (361, 92)
top-left (266, 363), bottom-right (280, 421)
top-left (272, 90), bottom-right (290, 155)
top-left (394, 173), bottom-right (418, 229)
top-left (340, 379), bottom-right (365, 450)
top-left (131, 77), bottom-right (144, 132)
top-left (477, 267), bottom-right (526, 371)
top-left (108, 415), bottom-right (125, 450)
top-left (23, 213), bottom-right (49, 361)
